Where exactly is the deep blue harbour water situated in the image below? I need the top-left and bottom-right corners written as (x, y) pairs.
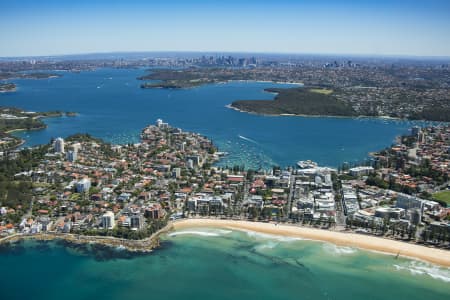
top-left (0, 68), bottom-right (433, 168)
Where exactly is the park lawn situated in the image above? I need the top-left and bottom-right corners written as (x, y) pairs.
top-left (433, 190), bottom-right (450, 206)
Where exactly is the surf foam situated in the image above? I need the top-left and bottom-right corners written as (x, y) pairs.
top-left (393, 261), bottom-right (450, 283)
top-left (322, 243), bottom-right (357, 255)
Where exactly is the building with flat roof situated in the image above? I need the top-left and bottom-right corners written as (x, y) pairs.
top-left (349, 166), bottom-right (374, 177)
top-left (130, 214), bottom-right (144, 230)
top-left (66, 150), bottom-right (77, 162)
top-left (102, 211), bottom-right (115, 230)
top-left (396, 193), bottom-right (424, 211)
top-left (76, 178), bottom-right (91, 193)
top-left (375, 207), bottom-right (405, 220)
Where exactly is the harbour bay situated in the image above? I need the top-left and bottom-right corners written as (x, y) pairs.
top-left (0, 68), bottom-right (432, 169)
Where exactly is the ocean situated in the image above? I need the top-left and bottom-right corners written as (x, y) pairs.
top-left (1, 229), bottom-right (449, 300)
top-left (0, 68), bottom-right (434, 169)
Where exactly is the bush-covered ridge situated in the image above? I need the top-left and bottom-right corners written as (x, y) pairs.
top-left (231, 87), bottom-right (357, 117)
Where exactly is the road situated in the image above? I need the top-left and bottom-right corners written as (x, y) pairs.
top-left (287, 174), bottom-right (296, 218)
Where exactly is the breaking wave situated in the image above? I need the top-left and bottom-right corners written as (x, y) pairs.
top-left (322, 244), bottom-right (357, 255)
top-left (393, 261), bottom-right (450, 283)
top-left (245, 230), bottom-right (302, 242)
top-left (168, 229), bottom-right (232, 237)
top-left (254, 241), bottom-right (280, 251)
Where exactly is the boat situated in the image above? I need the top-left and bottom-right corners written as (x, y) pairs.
top-left (215, 151), bottom-right (229, 157)
top-left (297, 160), bottom-right (318, 169)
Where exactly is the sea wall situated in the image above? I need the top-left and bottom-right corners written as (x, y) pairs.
top-left (0, 222), bottom-right (174, 252)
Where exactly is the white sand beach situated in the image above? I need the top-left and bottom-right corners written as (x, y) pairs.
top-left (173, 219), bottom-right (450, 267)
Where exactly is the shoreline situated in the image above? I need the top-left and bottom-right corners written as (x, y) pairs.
top-left (5, 127), bottom-right (44, 134)
top-left (172, 219), bottom-right (450, 267)
top-left (226, 103), bottom-right (373, 119)
top-left (0, 223), bottom-right (173, 253)
top-left (226, 103), bottom-right (399, 120)
top-left (4, 113), bottom-right (74, 135)
top-left (0, 89), bottom-right (17, 93)
top-left (5, 125), bottom-right (47, 137)
top-left (2, 219), bottom-right (449, 267)
top-left (141, 79), bottom-right (303, 90)
top-left (226, 103), bottom-right (444, 123)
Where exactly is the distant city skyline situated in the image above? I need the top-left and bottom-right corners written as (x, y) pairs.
top-left (1, 0), bottom-right (450, 57)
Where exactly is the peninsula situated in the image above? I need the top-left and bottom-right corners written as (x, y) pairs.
top-left (0, 72), bottom-right (61, 96)
top-left (0, 83), bottom-right (16, 93)
top-left (0, 72), bottom-right (61, 80)
top-left (0, 119), bottom-right (449, 266)
top-left (138, 68), bottom-right (255, 89)
top-left (0, 107), bottom-right (75, 151)
top-left (230, 87), bottom-right (356, 117)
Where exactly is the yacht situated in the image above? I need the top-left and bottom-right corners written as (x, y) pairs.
top-left (297, 160), bottom-right (318, 169)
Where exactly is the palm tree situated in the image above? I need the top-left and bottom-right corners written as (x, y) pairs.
top-left (369, 219), bottom-right (376, 234)
top-left (382, 218), bottom-right (389, 235)
top-left (391, 222), bottom-right (397, 237)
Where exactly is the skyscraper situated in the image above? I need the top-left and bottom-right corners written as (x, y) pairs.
top-left (54, 137), bottom-right (65, 153)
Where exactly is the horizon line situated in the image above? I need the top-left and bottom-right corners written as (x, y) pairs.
top-left (1, 50), bottom-right (450, 61)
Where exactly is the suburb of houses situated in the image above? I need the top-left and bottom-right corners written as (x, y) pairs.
top-left (0, 119), bottom-right (449, 249)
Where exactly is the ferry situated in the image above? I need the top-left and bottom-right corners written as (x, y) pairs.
top-left (297, 160), bottom-right (318, 169)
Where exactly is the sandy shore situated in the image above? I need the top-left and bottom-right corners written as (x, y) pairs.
top-left (173, 219), bottom-right (450, 267)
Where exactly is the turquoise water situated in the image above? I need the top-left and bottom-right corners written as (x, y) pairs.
top-left (0, 68), bottom-right (433, 168)
top-left (1, 228), bottom-right (449, 300)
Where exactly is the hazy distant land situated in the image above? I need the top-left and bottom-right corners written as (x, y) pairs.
top-left (0, 72), bottom-right (61, 80)
top-left (138, 66), bottom-right (450, 122)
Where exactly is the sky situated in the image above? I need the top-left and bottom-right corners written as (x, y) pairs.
top-left (1, 0), bottom-right (450, 57)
